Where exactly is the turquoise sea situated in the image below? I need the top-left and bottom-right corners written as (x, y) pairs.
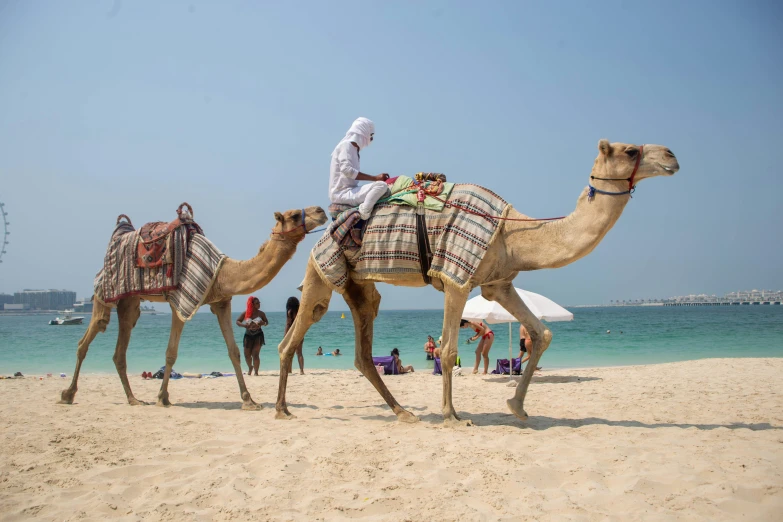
top-left (0, 306), bottom-right (781, 375)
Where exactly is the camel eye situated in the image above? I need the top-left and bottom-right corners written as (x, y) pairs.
top-left (625, 148), bottom-right (638, 157)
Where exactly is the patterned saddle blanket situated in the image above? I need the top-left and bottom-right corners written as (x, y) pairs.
top-left (94, 209), bottom-right (225, 322)
top-left (312, 184), bottom-right (509, 292)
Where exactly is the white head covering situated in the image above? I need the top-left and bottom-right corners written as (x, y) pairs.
top-left (332, 117), bottom-right (375, 156)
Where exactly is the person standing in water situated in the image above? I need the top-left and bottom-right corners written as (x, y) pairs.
top-left (424, 335), bottom-right (436, 360)
top-left (285, 296), bottom-right (304, 375)
top-left (235, 296), bottom-right (268, 376)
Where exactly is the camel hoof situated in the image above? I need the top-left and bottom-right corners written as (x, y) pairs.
top-left (156, 398), bottom-right (172, 407)
top-left (241, 401), bottom-right (263, 411)
top-left (58, 390), bottom-right (75, 404)
top-left (506, 399), bottom-right (528, 420)
top-left (396, 410), bottom-right (419, 424)
top-left (275, 410), bottom-right (296, 420)
top-left (128, 398), bottom-right (147, 406)
top-left (443, 416), bottom-right (472, 427)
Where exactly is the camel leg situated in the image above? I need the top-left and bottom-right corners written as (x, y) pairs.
top-left (113, 297), bottom-right (144, 405)
top-left (440, 286), bottom-right (470, 425)
top-left (276, 260), bottom-right (332, 419)
top-left (211, 300), bottom-right (261, 411)
top-left (344, 281), bottom-right (418, 423)
top-left (156, 304), bottom-right (185, 407)
top-left (481, 283), bottom-right (552, 420)
top-left (58, 299), bottom-right (112, 404)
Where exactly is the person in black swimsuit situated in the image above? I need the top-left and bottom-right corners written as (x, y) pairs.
top-left (236, 296), bottom-right (268, 376)
top-left (519, 324), bottom-right (541, 371)
top-left (284, 296), bottom-right (304, 375)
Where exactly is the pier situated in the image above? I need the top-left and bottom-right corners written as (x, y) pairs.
top-left (662, 301), bottom-right (781, 306)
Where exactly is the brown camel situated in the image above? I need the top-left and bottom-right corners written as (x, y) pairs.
top-left (58, 206), bottom-right (327, 410)
top-left (275, 140), bottom-right (679, 424)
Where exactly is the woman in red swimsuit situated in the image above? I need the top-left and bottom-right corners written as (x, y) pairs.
top-left (460, 319), bottom-right (495, 374)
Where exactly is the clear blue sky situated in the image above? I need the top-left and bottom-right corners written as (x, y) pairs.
top-left (0, 0), bottom-right (781, 311)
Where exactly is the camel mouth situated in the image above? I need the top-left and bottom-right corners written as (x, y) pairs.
top-left (656, 162), bottom-right (679, 175)
top-left (306, 208), bottom-right (328, 230)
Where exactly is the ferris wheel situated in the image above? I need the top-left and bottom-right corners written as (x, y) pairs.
top-left (0, 201), bottom-right (8, 264)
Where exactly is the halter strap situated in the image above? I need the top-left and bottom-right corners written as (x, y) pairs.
top-left (271, 208), bottom-right (326, 241)
top-left (588, 145), bottom-right (644, 199)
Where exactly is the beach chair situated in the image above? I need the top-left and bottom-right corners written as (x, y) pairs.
top-left (492, 358), bottom-right (523, 375)
top-left (372, 356), bottom-right (398, 375)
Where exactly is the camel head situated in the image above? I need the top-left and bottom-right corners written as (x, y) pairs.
top-left (272, 206), bottom-right (328, 242)
top-left (594, 140), bottom-right (679, 186)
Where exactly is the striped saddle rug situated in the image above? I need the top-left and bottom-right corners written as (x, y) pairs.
top-left (93, 218), bottom-right (226, 321)
top-left (312, 184), bottom-right (509, 293)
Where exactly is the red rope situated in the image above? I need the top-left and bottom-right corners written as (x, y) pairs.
top-left (426, 192), bottom-right (566, 222)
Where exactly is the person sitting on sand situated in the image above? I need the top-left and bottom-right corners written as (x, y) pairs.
top-left (424, 335), bottom-right (436, 360)
top-left (332, 349), bottom-right (342, 356)
top-left (316, 346), bottom-right (324, 356)
top-left (391, 348), bottom-right (414, 374)
top-left (460, 319), bottom-right (495, 374)
top-left (518, 324), bottom-right (542, 371)
top-left (235, 296), bottom-right (268, 376)
top-left (285, 296), bottom-right (304, 375)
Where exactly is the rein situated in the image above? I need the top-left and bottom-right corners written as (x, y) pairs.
top-left (420, 145), bottom-right (644, 222)
top-left (271, 208), bottom-right (326, 242)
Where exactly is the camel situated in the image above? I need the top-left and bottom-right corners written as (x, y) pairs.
top-left (275, 140), bottom-right (679, 424)
top-left (58, 206), bottom-right (327, 410)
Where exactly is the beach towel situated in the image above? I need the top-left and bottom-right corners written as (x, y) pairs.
top-left (372, 356), bottom-right (399, 375)
top-left (492, 358), bottom-right (523, 375)
top-left (313, 184), bottom-right (509, 293)
top-left (152, 366), bottom-right (183, 379)
top-left (93, 220), bottom-right (226, 322)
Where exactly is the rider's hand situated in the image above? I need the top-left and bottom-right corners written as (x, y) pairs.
top-left (376, 173), bottom-right (389, 182)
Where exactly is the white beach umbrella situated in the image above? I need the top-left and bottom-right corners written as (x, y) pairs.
top-left (461, 288), bottom-right (573, 374)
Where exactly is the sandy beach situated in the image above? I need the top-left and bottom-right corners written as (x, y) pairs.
top-left (0, 358), bottom-right (781, 521)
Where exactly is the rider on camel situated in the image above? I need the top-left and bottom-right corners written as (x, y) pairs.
top-left (329, 117), bottom-right (390, 220)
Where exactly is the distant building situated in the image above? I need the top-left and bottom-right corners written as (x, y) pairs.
top-left (73, 297), bottom-right (94, 313)
top-left (4, 303), bottom-right (30, 310)
top-left (0, 293), bottom-right (13, 305)
top-left (13, 289), bottom-right (76, 310)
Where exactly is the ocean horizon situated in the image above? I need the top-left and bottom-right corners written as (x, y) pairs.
top-left (1, 306), bottom-right (781, 376)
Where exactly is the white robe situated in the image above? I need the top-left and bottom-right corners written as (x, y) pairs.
top-left (328, 118), bottom-right (388, 218)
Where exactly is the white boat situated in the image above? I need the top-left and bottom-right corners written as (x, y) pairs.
top-left (140, 305), bottom-right (157, 315)
top-left (49, 310), bottom-right (84, 325)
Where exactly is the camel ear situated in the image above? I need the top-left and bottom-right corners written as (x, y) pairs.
top-left (598, 139), bottom-right (612, 156)
top-left (274, 212), bottom-right (284, 223)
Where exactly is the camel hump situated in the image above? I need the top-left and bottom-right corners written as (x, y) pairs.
top-left (116, 214), bottom-right (133, 226)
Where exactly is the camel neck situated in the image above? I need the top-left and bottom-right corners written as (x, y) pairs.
top-left (505, 183), bottom-right (630, 271)
top-left (218, 239), bottom-right (299, 296)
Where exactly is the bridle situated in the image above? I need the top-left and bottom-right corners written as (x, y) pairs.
top-left (587, 144), bottom-right (644, 199)
top-left (271, 208), bottom-right (326, 242)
